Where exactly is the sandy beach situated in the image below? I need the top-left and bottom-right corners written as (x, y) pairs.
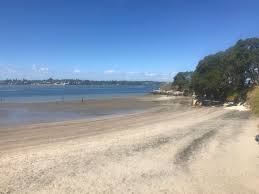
top-left (0, 96), bottom-right (259, 193)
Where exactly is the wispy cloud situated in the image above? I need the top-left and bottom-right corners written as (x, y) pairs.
top-left (126, 71), bottom-right (139, 75)
top-left (73, 69), bottom-right (81, 74)
top-left (144, 72), bottom-right (157, 77)
top-left (0, 64), bottom-right (20, 78)
top-left (104, 69), bottom-right (117, 74)
top-left (102, 70), bottom-right (174, 81)
top-left (32, 64), bottom-right (49, 74)
top-left (0, 64), bottom-right (175, 81)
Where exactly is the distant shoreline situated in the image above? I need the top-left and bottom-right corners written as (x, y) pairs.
top-left (0, 79), bottom-right (162, 86)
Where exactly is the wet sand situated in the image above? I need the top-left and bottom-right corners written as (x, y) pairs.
top-left (0, 95), bottom-right (171, 127)
top-left (0, 96), bottom-right (259, 193)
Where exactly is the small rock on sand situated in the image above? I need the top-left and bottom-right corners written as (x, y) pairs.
top-left (255, 135), bottom-right (259, 142)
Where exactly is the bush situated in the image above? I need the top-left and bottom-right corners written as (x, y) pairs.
top-left (247, 87), bottom-right (259, 115)
top-left (226, 92), bottom-right (239, 102)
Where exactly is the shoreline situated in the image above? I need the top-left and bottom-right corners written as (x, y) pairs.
top-left (0, 95), bottom-right (174, 128)
top-left (0, 96), bottom-right (192, 153)
top-left (0, 107), bottom-right (162, 153)
top-left (1, 101), bottom-right (258, 193)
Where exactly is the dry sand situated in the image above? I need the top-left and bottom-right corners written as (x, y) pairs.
top-left (0, 97), bottom-right (259, 193)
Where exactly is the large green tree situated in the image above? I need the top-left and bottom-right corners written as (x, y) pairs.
top-left (192, 52), bottom-right (229, 100)
top-left (192, 38), bottom-right (259, 102)
top-left (172, 71), bottom-right (193, 91)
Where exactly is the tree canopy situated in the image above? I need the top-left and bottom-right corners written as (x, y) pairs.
top-left (172, 71), bottom-right (193, 91)
top-left (192, 38), bottom-right (259, 102)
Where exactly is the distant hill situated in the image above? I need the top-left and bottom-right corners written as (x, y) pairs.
top-left (0, 78), bottom-right (162, 86)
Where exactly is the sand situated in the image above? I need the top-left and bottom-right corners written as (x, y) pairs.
top-left (0, 97), bottom-right (259, 193)
top-left (224, 102), bottom-right (250, 111)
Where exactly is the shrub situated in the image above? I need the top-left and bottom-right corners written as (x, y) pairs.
top-left (247, 87), bottom-right (259, 115)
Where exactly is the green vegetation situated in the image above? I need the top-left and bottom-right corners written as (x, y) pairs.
top-left (171, 37), bottom-right (259, 105)
top-left (191, 38), bottom-right (259, 102)
top-left (247, 87), bottom-right (259, 115)
top-left (172, 71), bottom-right (193, 92)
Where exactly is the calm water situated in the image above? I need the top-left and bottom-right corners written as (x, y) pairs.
top-left (0, 85), bottom-right (159, 127)
top-left (0, 85), bottom-right (158, 102)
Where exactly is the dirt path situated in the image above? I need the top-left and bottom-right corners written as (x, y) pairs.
top-left (0, 106), bottom-right (259, 193)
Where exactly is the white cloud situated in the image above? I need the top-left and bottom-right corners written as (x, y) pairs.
top-left (144, 72), bottom-right (157, 77)
top-left (103, 70), bottom-right (172, 81)
top-left (32, 65), bottom-right (49, 74)
top-left (73, 69), bottom-right (81, 74)
top-left (0, 64), bottom-right (173, 81)
top-left (3, 65), bottom-right (18, 74)
top-left (104, 69), bottom-right (116, 74)
top-left (39, 67), bottom-right (48, 73)
top-left (0, 64), bottom-right (20, 79)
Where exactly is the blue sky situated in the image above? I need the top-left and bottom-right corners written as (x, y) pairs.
top-left (0, 0), bottom-right (259, 81)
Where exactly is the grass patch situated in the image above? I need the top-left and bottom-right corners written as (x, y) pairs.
top-left (247, 86), bottom-right (259, 116)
